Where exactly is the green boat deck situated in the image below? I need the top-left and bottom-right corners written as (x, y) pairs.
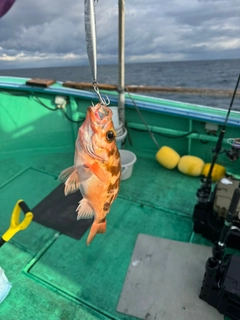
top-left (1, 77), bottom-right (239, 319)
top-left (0, 150), bottom-right (205, 320)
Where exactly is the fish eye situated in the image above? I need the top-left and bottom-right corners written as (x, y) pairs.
top-left (106, 130), bottom-right (115, 141)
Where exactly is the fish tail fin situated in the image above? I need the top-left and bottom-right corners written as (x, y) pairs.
top-left (86, 219), bottom-right (107, 245)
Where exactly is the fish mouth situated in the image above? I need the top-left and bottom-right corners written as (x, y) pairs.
top-left (90, 103), bottom-right (112, 122)
top-left (81, 104), bottom-right (112, 161)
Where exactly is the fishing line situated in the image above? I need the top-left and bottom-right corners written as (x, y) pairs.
top-left (125, 86), bottom-right (160, 149)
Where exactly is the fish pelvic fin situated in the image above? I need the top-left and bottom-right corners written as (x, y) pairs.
top-left (76, 199), bottom-right (94, 220)
top-left (86, 219), bottom-right (107, 246)
top-left (58, 166), bottom-right (80, 195)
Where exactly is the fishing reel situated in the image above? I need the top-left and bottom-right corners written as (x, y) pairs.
top-left (196, 137), bottom-right (240, 205)
top-left (193, 174), bottom-right (240, 249)
top-left (225, 138), bottom-right (240, 161)
top-left (196, 176), bottom-right (212, 203)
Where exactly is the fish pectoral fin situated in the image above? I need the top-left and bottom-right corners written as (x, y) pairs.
top-left (86, 219), bottom-right (107, 245)
top-left (76, 199), bottom-right (94, 220)
top-left (85, 162), bottom-right (105, 182)
top-left (58, 166), bottom-right (80, 195)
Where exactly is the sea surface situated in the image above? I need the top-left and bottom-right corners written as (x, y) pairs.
top-left (1, 59), bottom-right (240, 109)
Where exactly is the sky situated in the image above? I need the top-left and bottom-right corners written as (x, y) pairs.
top-left (0, 0), bottom-right (239, 69)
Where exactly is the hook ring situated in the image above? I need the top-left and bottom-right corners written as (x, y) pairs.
top-left (93, 82), bottom-right (110, 105)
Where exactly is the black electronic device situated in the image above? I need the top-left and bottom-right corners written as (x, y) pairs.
top-left (200, 188), bottom-right (240, 320)
top-left (193, 74), bottom-right (240, 249)
top-left (193, 176), bottom-right (240, 249)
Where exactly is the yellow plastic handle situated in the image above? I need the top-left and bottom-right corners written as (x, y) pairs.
top-left (2, 200), bottom-right (33, 242)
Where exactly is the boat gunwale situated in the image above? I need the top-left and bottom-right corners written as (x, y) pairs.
top-left (1, 76), bottom-right (240, 127)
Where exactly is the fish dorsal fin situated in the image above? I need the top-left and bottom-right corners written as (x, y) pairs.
top-left (76, 199), bottom-right (94, 220)
top-left (58, 166), bottom-right (80, 195)
top-left (86, 162), bottom-right (105, 182)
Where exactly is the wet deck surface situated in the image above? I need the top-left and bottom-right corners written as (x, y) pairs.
top-left (0, 148), bottom-right (232, 320)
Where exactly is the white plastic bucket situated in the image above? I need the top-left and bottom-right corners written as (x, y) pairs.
top-left (115, 121), bottom-right (124, 136)
top-left (119, 150), bottom-right (137, 180)
top-left (109, 107), bottom-right (120, 128)
top-left (116, 127), bottom-right (127, 150)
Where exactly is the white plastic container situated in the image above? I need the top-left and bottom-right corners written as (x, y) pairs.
top-left (0, 267), bottom-right (12, 303)
top-left (119, 150), bottom-right (137, 180)
top-left (116, 127), bottom-right (128, 150)
top-left (115, 121), bottom-right (124, 136)
top-left (109, 106), bottom-right (120, 128)
top-left (110, 107), bottom-right (124, 136)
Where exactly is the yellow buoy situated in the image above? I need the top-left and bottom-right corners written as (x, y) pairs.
top-left (156, 146), bottom-right (180, 169)
top-left (178, 155), bottom-right (205, 176)
top-left (201, 163), bottom-right (226, 182)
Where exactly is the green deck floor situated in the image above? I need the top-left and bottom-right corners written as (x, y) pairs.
top-left (0, 147), bottom-right (233, 319)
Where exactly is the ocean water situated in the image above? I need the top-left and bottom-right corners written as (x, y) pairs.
top-left (1, 59), bottom-right (240, 109)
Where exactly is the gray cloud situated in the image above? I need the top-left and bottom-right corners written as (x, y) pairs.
top-left (0, 0), bottom-right (239, 69)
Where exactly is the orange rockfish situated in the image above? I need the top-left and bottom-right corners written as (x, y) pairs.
top-left (59, 103), bottom-right (121, 245)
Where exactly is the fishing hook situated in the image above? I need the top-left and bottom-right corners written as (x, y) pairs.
top-left (93, 82), bottom-right (110, 105)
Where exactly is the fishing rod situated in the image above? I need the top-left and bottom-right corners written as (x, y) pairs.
top-left (207, 73), bottom-right (240, 179)
top-left (194, 77), bottom-right (240, 319)
top-left (196, 73), bottom-right (240, 203)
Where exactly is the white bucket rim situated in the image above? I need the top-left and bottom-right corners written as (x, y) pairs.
top-left (119, 149), bottom-right (137, 167)
top-left (115, 121), bottom-right (124, 135)
top-left (116, 127), bottom-right (127, 141)
top-left (109, 106), bottom-right (120, 128)
top-left (115, 121), bottom-right (123, 130)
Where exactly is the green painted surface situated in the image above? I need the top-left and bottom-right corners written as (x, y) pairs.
top-left (0, 90), bottom-right (76, 155)
top-left (0, 244), bottom-right (109, 320)
top-left (0, 78), bottom-right (239, 319)
top-left (119, 154), bottom-right (199, 217)
top-left (28, 195), bottom-right (192, 320)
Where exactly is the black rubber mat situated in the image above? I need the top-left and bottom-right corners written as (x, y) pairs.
top-left (32, 184), bottom-right (93, 239)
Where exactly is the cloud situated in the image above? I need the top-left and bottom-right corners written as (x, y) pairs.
top-left (0, 0), bottom-right (239, 69)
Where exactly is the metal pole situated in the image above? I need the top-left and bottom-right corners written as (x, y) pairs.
top-left (118, 0), bottom-right (125, 124)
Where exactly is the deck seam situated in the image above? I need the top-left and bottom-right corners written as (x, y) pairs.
top-left (0, 166), bottom-right (31, 189)
top-left (117, 194), bottom-right (192, 220)
top-left (22, 233), bottom-right (121, 319)
top-left (23, 271), bottom-right (121, 320)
